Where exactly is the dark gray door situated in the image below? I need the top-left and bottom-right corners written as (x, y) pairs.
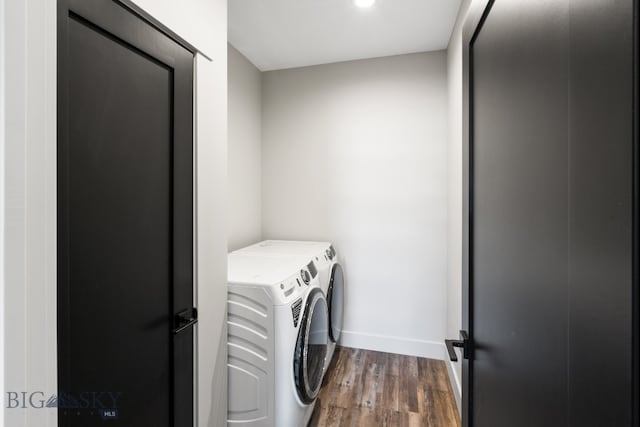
top-left (472, 1), bottom-right (570, 425)
top-left (457, 0), bottom-right (638, 426)
top-left (566, 1), bottom-right (636, 424)
top-left (57, 0), bottom-right (195, 426)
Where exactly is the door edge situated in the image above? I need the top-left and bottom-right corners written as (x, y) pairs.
top-left (461, 1), bottom-right (495, 426)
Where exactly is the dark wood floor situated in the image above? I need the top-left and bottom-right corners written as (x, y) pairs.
top-left (313, 346), bottom-right (461, 427)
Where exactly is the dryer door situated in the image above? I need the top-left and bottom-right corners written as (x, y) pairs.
top-left (294, 288), bottom-right (328, 404)
top-left (328, 263), bottom-right (344, 343)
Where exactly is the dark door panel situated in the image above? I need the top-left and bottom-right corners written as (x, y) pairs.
top-left (58, 1), bottom-right (194, 426)
top-left (462, 0), bottom-right (637, 426)
top-left (568, 0), bottom-right (635, 425)
top-left (66, 14), bottom-right (173, 426)
top-left (472, 2), bottom-right (570, 425)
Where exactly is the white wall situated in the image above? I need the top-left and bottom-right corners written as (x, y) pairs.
top-left (445, 0), bottom-right (472, 411)
top-left (0, 0), bottom-right (7, 423)
top-left (228, 44), bottom-right (262, 251)
top-left (262, 52), bottom-right (449, 359)
top-left (3, 1), bottom-right (57, 425)
top-left (2, 0), bottom-right (228, 425)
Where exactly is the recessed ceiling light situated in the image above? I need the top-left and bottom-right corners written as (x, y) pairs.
top-left (354, 0), bottom-right (376, 8)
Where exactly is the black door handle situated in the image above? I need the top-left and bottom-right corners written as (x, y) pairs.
top-left (445, 330), bottom-right (470, 362)
top-left (173, 307), bottom-right (198, 335)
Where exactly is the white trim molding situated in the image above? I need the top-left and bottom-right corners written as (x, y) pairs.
top-left (444, 350), bottom-right (462, 415)
top-left (339, 330), bottom-right (446, 361)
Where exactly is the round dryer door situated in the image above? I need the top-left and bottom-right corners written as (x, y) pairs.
top-left (294, 288), bottom-right (328, 404)
top-left (328, 263), bottom-right (344, 343)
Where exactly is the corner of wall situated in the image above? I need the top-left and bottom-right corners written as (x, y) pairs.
top-left (227, 45), bottom-right (264, 251)
top-left (340, 331), bottom-right (446, 361)
top-left (445, 0), bottom-right (473, 414)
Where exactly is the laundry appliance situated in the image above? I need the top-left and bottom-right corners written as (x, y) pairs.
top-left (227, 253), bottom-right (328, 426)
top-left (232, 241), bottom-right (344, 376)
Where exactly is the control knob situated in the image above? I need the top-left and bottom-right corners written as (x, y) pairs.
top-left (301, 269), bottom-right (311, 285)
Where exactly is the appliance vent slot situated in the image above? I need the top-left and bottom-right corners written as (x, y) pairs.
top-left (291, 298), bottom-right (303, 327)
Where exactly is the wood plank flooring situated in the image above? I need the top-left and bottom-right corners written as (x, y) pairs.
top-left (312, 346), bottom-right (461, 427)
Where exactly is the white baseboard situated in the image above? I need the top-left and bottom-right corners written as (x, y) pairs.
top-left (338, 330), bottom-right (445, 360)
top-left (444, 348), bottom-right (462, 416)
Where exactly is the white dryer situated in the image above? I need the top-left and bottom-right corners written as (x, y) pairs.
top-left (232, 241), bottom-right (344, 376)
top-left (227, 253), bottom-right (328, 427)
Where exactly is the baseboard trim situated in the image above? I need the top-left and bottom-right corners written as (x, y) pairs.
top-left (338, 330), bottom-right (445, 360)
top-left (444, 349), bottom-right (462, 416)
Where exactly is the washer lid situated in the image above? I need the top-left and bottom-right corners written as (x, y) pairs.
top-left (228, 253), bottom-right (308, 285)
top-left (234, 240), bottom-right (332, 258)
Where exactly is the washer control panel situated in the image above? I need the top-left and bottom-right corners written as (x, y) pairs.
top-left (300, 269), bottom-right (311, 285)
top-left (275, 260), bottom-right (320, 305)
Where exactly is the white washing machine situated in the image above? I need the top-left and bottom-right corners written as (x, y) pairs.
top-left (227, 253), bottom-right (329, 427)
top-left (232, 241), bottom-right (344, 376)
